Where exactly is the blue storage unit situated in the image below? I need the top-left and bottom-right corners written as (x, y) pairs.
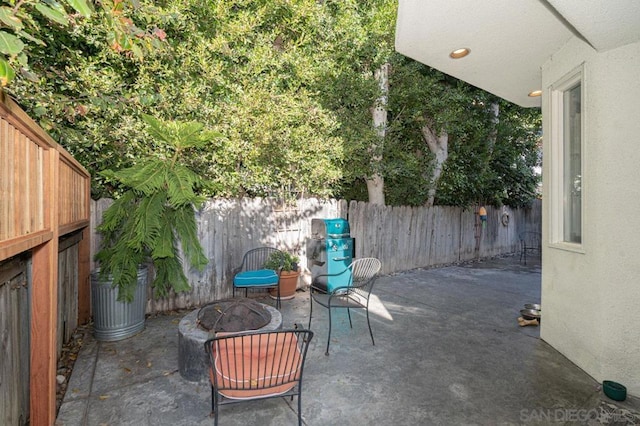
top-left (307, 219), bottom-right (355, 293)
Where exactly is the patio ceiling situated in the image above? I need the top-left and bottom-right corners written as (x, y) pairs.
top-left (395, 0), bottom-right (640, 107)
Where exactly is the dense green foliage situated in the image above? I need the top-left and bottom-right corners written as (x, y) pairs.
top-left (0, 0), bottom-right (164, 86)
top-left (5, 0), bottom-right (540, 208)
top-left (95, 115), bottom-right (211, 301)
top-left (384, 56), bottom-right (541, 207)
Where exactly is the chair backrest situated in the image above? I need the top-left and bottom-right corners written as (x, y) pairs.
top-left (351, 257), bottom-right (382, 282)
top-left (347, 257), bottom-right (381, 298)
top-left (239, 247), bottom-right (283, 272)
top-left (519, 231), bottom-right (542, 250)
top-left (204, 329), bottom-right (314, 400)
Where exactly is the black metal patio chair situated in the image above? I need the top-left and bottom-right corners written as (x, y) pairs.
top-left (233, 247), bottom-right (284, 308)
top-left (204, 329), bottom-right (314, 426)
top-left (308, 257), bottom-right (382, 355)
top-left (519, 231), bottom-right (541, 265)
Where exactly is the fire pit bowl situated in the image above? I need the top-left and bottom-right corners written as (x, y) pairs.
top-left (178, 299), bottom-right (282, 382)
top-left (197, 298), bottom-right (272, 332)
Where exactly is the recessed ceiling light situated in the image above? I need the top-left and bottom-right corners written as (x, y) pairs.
top-left (450, 48), bottom-right (470, 59)
top-left (528, 90), bottom-right (542, 97)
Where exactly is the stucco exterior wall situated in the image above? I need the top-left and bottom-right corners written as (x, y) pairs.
top-left (541, 37), bottom-right (640, 396)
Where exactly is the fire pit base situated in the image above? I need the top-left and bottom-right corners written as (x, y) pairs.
top-left (178, 302), bottom-right (282, 382)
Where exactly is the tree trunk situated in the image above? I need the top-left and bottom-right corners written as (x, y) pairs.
top-left (366, 63), bottom-right (390, 206)
top-left (366, 175), bottom-right (385, 205)
top-left (421, 119), bottom-right (448, 207)
top-left (487, 102), bottom-right (499, 156)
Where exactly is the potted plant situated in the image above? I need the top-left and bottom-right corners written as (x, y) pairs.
top-left (265, 251), bottom-right (300, 300)
top-left (91, 114), bottom-right (216, 341)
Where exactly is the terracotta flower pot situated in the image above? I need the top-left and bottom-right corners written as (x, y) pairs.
top-left (270, 270), bottom-right (299, 300)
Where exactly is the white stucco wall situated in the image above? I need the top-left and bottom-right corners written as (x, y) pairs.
top-left (541, 37), bottom-right (640, 397)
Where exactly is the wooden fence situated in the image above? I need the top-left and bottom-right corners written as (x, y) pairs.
top-left (91, 197), bottom-right (541, 314)
top-left (0, 91), bottom-right (91, 426)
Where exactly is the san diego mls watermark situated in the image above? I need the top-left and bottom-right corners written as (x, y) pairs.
top-left (520, 407), bottom-right (634, 423)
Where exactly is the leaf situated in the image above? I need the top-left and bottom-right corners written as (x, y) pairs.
top-left (130, 43), bottom-right (143, 59)
top-left (16, 52), bottom-right (27, 66)
top-left (0, 58), bottom-right (15, 86)
top-left (65, 0), bottom-right (92, 18)
top-left (20, 68), bottom-right (39, 83)
top-left (33, 106), bottom-right (47, 116)
top-left (118, 34), bottom-right (132, 50)
top-left (17, 30), bottom-right (46, 46)
top-left (0, 7), bottom-right (23, 31)
top-left (151, 223), bottom-right (174, 259)
top-left (0, 31), bottom-right (24, 55)
top-left (35, 2), bottom-right (69, 26)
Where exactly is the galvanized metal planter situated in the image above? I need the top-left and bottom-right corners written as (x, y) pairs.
top-left (91, 266), bottom-right (148, 341)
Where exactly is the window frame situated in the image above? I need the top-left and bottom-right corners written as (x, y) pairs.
top-left (549, 65), bottom-right (585, 252)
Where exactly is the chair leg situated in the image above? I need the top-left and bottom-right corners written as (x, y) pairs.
top-left (210, 386), bottom-right (218, 425)
top-left (210, 385), bottom-right (214, 414)
top-left (308, 296), bottom-right (313, 329)
top-left (214, 392), bottom-right (219, 426)
top-left (325, 307), bottom-right (332, 356)
top-left (365, 307), bottom-right (375, 346)
top-left (297, 392), bottom-right (303, 426)
top-left (347, 308), bottom-right (353, 328)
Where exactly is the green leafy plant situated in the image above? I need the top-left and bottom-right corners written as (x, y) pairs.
top-left (264, 251), bottom-right (299, 273)
top-left (94, 114), bottom-right (219, 301)
top-left (0, 0), bottom-right (166, 87)
top-left (281, 252), bottom-right (300, 273)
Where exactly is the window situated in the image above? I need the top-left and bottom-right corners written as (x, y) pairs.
top-left (563, 84), bottom-right (581, 243)
top-left (551, 68), bottom-right (583, 247)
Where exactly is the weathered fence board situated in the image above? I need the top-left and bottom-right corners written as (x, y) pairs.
top-left (0, 256), bottom-right (30, 426)
top-left (91, 197), bottom-right (541, 314)
top-left (57, 234), bottom-right (80, 357)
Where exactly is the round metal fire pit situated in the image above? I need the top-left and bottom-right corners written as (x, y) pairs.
top-left (178, 300), bottom-right (282, 382)
top-left (197, 298), bottom-right (271, 332)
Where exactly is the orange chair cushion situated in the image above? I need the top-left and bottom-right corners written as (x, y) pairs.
top-left (209, 333), bottom-right (302, 400)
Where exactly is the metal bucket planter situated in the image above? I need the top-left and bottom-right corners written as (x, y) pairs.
top-left (91, 266), bottom-right (148, 341)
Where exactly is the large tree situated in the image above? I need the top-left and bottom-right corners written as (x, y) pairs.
top-left (366, 54), bottom-right (541, 208)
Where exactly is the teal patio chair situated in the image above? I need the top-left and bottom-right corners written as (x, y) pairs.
top-left (233, 247), bottom-right (284, 308)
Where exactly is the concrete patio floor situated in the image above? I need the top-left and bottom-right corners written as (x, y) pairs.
top-left (56, 256), bottom-right (640, 425)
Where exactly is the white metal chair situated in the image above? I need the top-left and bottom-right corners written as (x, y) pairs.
top-left (308, 257), bottom-right (382, 355)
